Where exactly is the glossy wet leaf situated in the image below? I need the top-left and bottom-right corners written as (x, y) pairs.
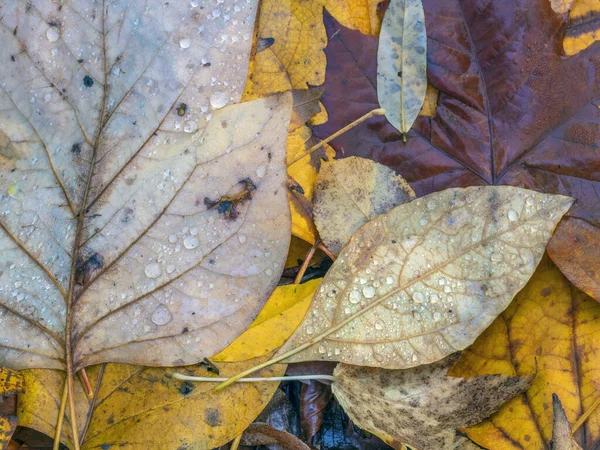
top-left (313, 0), bottom-right (600, 301)
top-left (313, 157), bottom-right (415, 256)
top-left (213, 278), bottom-right (321, 362)
top-left (0, 0), bottom-right (292, 371)
top-left (377, 0), bottom-right (427, 135)
top-left (333, 354), bottom-right (532, 449)
top-left (18, 357), bottom-right (285, 449)
top-left (275, 186), bottom-right (572, 368)
top-left (450, 256), bottom-right (600, 449)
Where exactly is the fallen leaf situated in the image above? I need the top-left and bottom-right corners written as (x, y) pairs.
top-left (333, 353), bottom-right (532, 449)
top-left (300, 381), bottom-right (333, 443)
top-left (552, 394), bottom-right (583, 450)
top-left (18, 357), bottom-right (285, 449)
top-left (377, 0), bottom-right (427, 136)
top-left (563, 0), bottom-right (600, 55)
top-left (313, 0), bottom-right (600, 301)
top-left (0, 368), bottom-right (23, 448)
top-left (450, 256), bottom-right (600, 449)
top-left (240, 422), bottom-right (311, 449)
top-left (245, 0), bottom-right (383, 98)
top-left (275, 186), bottom-right (572, 368)
top-left (0, 0), bottom-right (292, 374)
top-left (213, 278), bottom-right (321, 362)
top-left (313, 156), bottom-right (415, 256)
top-left (419, 83), bottom-right (438, 117)
top-left (290, 88), bottom-right (326, 132)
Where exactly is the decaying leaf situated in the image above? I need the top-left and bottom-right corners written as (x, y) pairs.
top-left (313, 0), bottom-right (600, 301)
top-left (563, 0), bottom-right (600, 55)
top-left (313, 157), bottom-right (415, 256)
top-left (0, 368), bottom-right (23, 448)
top-left (0, 0), bottom-right (292, 375)
top-left (450, 256), bottom-right (600, 449)
top-left (333, 354), bottom-right (532, 449)
top-left (18, 357), bottom-right (285, 449)
top-left (275, 186), bottom-right (572, 368)
top-left (290, 88), bottom-right (326, 131)
top-left (551, 394), bottom-right (583, 450)
top-left (240, 422), bottom-right (311, 449)
top-left (377, 0), bottom-right (427, 136)
top-left (213, 279), bottom-right (321, 362)
top-left (300, 380), bottom-right (333, 443)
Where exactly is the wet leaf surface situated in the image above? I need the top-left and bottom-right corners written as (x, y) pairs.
top-left (313, 1), bottom-right (600, 300)
top-left (276, 186), bottom-right (572, 368)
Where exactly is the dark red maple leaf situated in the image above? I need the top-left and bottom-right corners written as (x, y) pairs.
top-left (313, 2), bottom-right (600, 300)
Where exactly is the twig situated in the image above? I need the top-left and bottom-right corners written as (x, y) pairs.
top-left (173, 373), bottom-right (335, 383)
top-left (294, 242), bottom-right (318, 284)
top-left (53, 380), bottom-right (69, 450)
top-left (287, 108), bottom-right (386, 167)
top-left (317, 242), bottom-right (336, 261)
top-left (78, 369), bottom-right (93, 399)
top-left (572, 395), bottom-right (600, 433)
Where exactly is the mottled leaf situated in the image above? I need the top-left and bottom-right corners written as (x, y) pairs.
top-left (313, 156), bottom-right (415, 256)
top-left (450, 256), bottom-right (600, 449)
top-left (0, 368), bottom-right (23, 449)
top-left (313, 1), bottom-right (600, 301)
top-left (0, 0), bottom-right (292, 372)
top-left (300, 381), bottom-right (333, 443)
top-left (333, 353), bottom-right (532, 449)
top-left (290, 88), bottom-right (326, 132)
top-left (18, 357), bottom-right (285, 449)
top-left (552, 395), bottom-right (583, 450)
top-left (240, 422), bottom-right (311, 449)
top-left (377, 0), bottom-right (427, 135)
top-left (563, 0), bottom-right (600, 55)
top-left (275, 186), bottom-right (572, 368)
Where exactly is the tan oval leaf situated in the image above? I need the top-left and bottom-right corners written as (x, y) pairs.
top-left (276, 186), bottom-right (573, 368)
top-left (0, 0), bottom-right (291, 371)
top-left (333, 354), bottom-right (532, 450)
top-left (313, 156), bottom-right (415, 256)
top-left (377, 0), bottom-right (427, 136)
top-left (551, 394), bottom-right (583, 450)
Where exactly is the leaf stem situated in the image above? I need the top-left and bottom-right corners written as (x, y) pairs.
top-left (230, 433), bottom-right (242, 450)
top-left (573, 395), bottom-right (600, 433)
top-left (287, 108), bottom-right (386, 167)
top-left (317, 242), bottom-right (336, 261)
top-left (173, 373), bottom-right (335, 383)
top-left (67, 372), bottom-right (81, 450)
top-left (53, 379), bottom-right (69, 450)
top-left (78, 368), bottom-right (93, 399)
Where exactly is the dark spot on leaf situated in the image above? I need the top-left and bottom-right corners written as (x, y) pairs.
top-left (78, 58), bottom-right (84, 63)
top-left (10, 55), bottom-right (15, 62)
top-left (257, 37), bottom-right (275, 53)
top-left (101, 445), bottom-right (111, 450)
top-left (540, 287), bottom-right (552, 296)
top-left (71, 142), bottom-right (82, 155)
top-left (221, 120), bottom-right (228, 128)
top-left (182, 327), bottom-right (189, 334)
top-left (177, 103), bottom-right (187, 116)
top-left (205, 408), bottom-right (221, 426)
top-left (179, 381), bottom-right (194, 396)
top-left (200, 358), bottom-right (220, 375)
top-left (83, 75), bottom-right (94, 87)
top-left (204, 179), bottom-right (256, 220)
top-left (75, 252), bottom-right (104, 285)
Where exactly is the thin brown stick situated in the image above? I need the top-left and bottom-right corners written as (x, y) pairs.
top-left (79, 368), bottom-right (93, 399)
top-left (317, 242), bottom-right (336, 261)
top-left (287, 108), bottom-right (386, 167)
top-left (53, 379), bottom-right (69, 450)
top-left (573, 395), bottom-right (600, 433)
top-left (294, 242), bottom-right (318, 284)
top-left (230, 433), bottom-right (243, 450)
top-left (67, 372), bottom-right (81, 450)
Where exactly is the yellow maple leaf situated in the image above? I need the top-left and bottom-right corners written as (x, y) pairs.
top-left (449, 255), bottom-right (600, 449)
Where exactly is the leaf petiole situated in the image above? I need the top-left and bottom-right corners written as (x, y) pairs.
top-left (174, 373), bottom-right (335, 383)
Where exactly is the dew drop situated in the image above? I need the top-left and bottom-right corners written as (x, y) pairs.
top-left (209, 91), bottom-right (229, 109)
top-left (318, 345), bottom-right (326, 354)
top-left (433, 311), bottom-right (442, 321)
top-left (306, 326), bottom-right (314, 335)
top-left (255, 164), bottom-right (267, 178)
top-left (430, 293), bottom-right (440, 304)
top-left (265, 268), bottom-right (273, 276)
top-left (375, 320), bottom-right (384, 330)
top-left (183, 236), bottom-right (199, 249)
top-left (362, 285), bottom-right (376, 299)
top-left (419, 217), bottom-right (429, 226)
top-left (344, 307), bottom-right (352, 314)
top-left (166, 264), bottom-right (176, 274)
top-left (151, 305), bottom-right (173, 325)
top-left (144, 262), bottom-right (162, 279)
top-left (438, 277), bottom-right (446, 285)
top-left (191, 0), bottom-right (199, 6)
top-left (183, 121), bottom-right (198, 133)
top-left (179, 38), bottom-right (191, 49)
top-left (412, 291), bottom-right (425, 304)
top-left (426, 200), bottom-right (437, 210)
top-left (507, 210), bottom-right (518, 221)
top-left (238, 234), bottom-right (247, 244)
top-left (168, 234), bottom-right (177, 243)
top-left (334, 348), bottom-right (341, 355)
top-left (44, 93), bottom-right (52, 102)
top-left (386, 276), bottom-right (394, 285)
top-left (46, 27), bottom-right (59, 42)
top-left (349, 290), bottom-right (362, 304)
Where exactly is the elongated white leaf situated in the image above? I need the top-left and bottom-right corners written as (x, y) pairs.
top-left (276, 186), bottom-right (572, 368)
top-left (0, 0), bottom-right (291, 371)
top-left (377, 0), bottom-right (427, 135)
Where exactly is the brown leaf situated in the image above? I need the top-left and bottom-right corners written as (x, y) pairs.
top-left (290, 88), bottom-right (326, 131)
top-left (300, 381), bottom-right (333, 443)
top-left (240, 422), bottom-right (311, 450)
top-left (332, 354), bottom-right (532, 450)
top-left (313, 2), bottom-right (600, 300)
top-left (551, 394), bottom-right (583, 450)
top-left (313, 157), bottom-right (415, 256)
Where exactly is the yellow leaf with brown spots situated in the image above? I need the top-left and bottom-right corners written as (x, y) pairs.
top-left (449, 256), bottom-right (600, 449)
top-left (0, 368), bottom-right (23, 448)
top-left (213, 278), bottom-right (321, 362)
top-left (18, 357), bottom-right (284, 449)
top-left (563, 0), bottom-right (600, 55)
top-left (245, 0), bottom-right (383, 98)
